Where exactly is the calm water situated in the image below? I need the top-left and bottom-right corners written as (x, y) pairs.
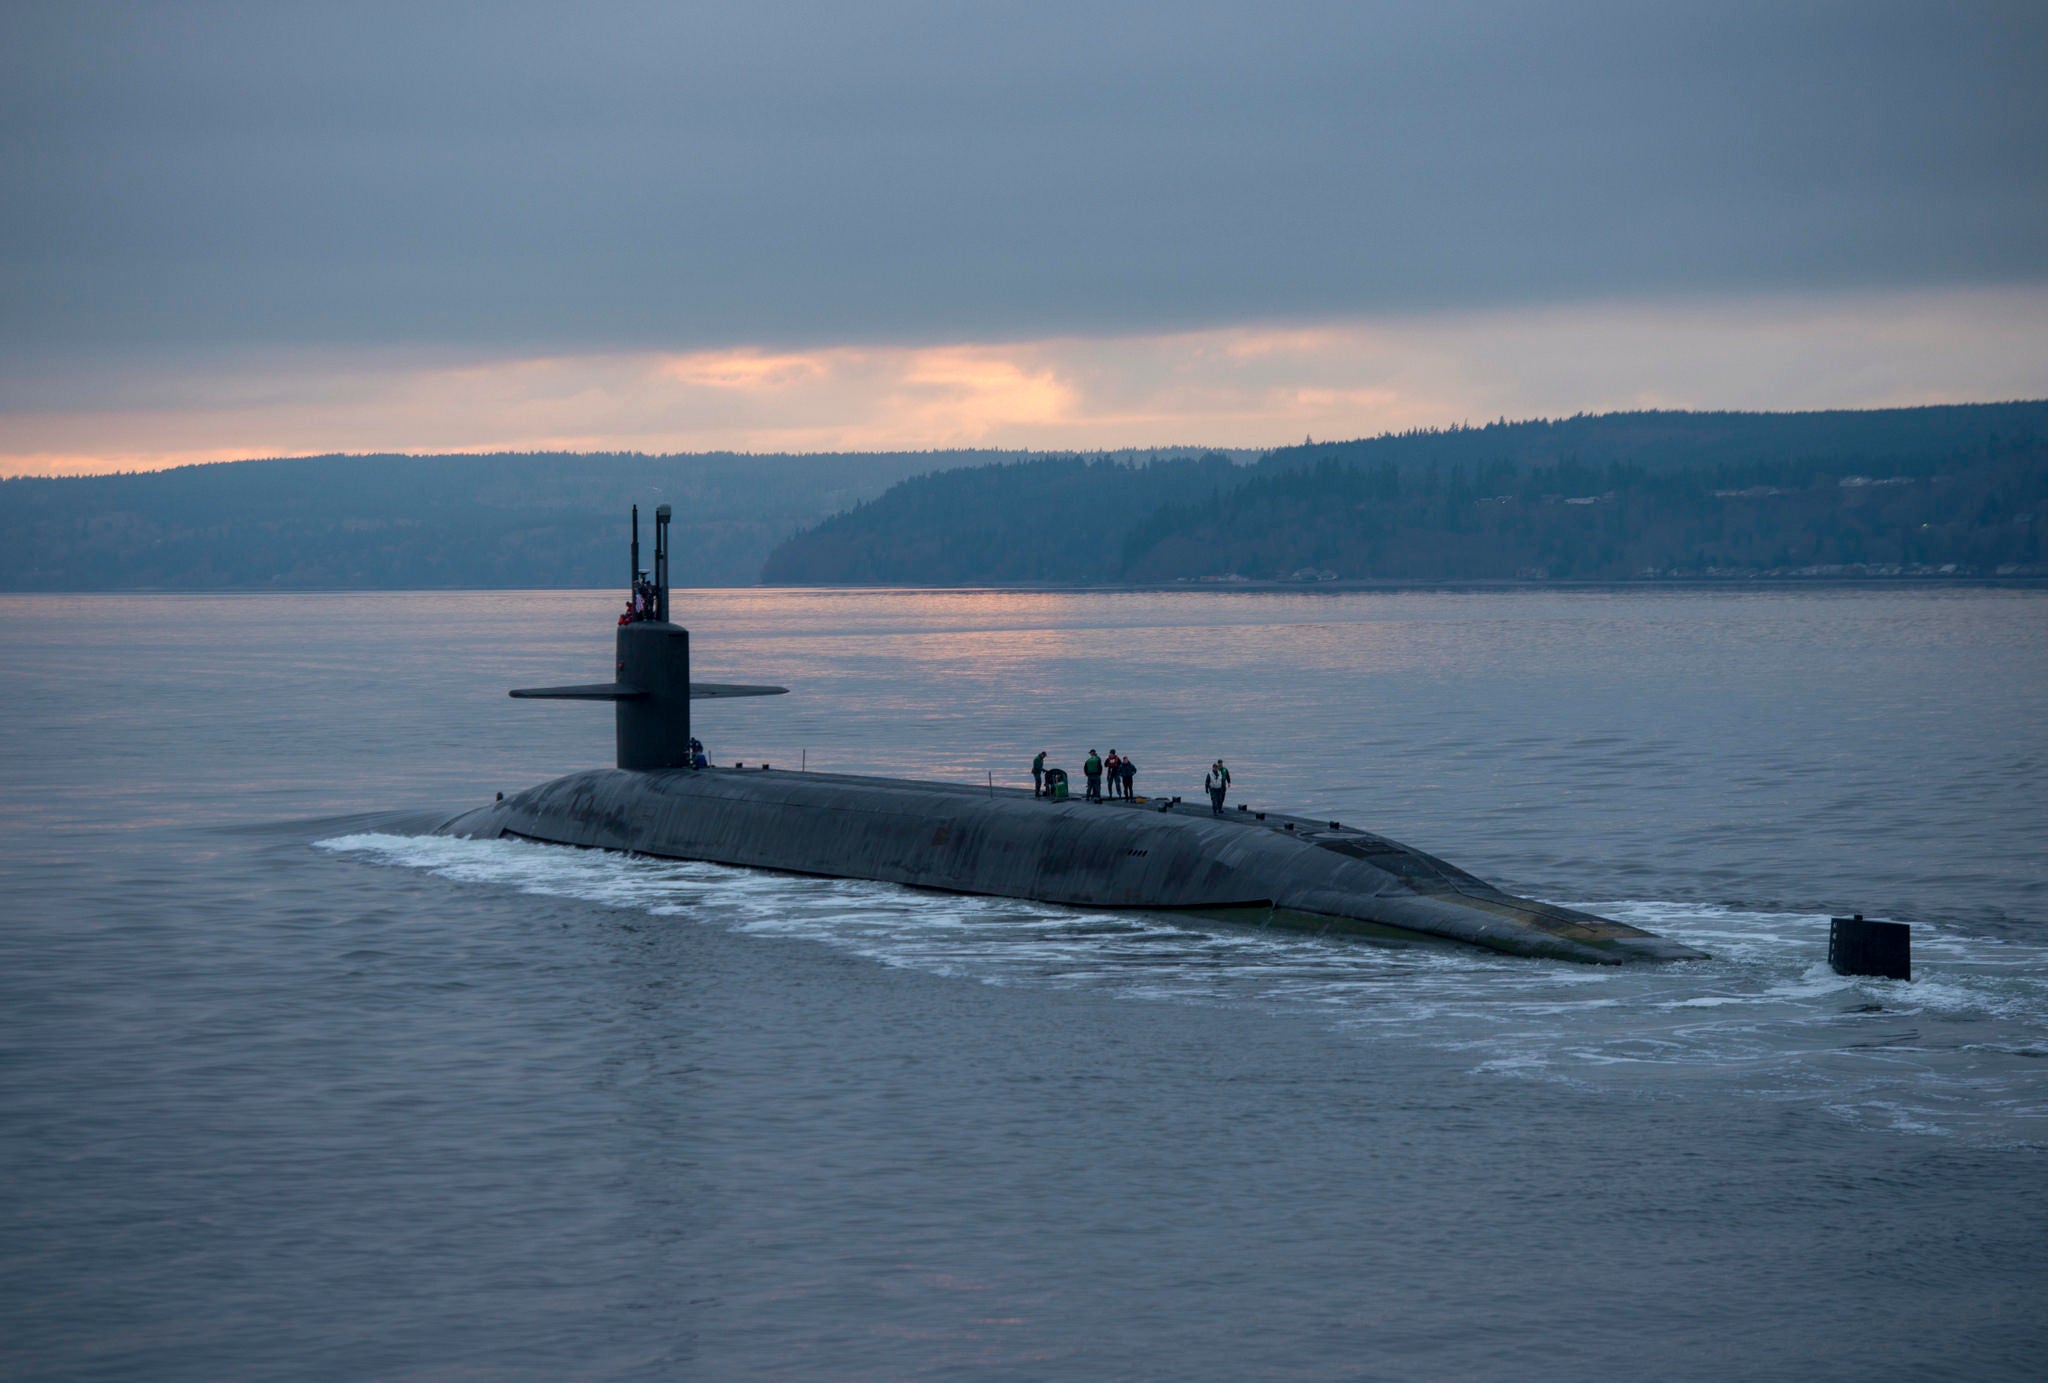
top-left (3, 587), bottom-right (2045, 1380)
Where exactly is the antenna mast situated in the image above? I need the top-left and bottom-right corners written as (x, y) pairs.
top-left (654, 504), bottom-right (671, 622)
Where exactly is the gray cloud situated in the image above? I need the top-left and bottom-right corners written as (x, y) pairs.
top-left (3, 0), bottom-right (2044, 357)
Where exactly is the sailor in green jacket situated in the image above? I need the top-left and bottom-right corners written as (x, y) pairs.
top-left (1084, 749), bottom-right (1103, 802)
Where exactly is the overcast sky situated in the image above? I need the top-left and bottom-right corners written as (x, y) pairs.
top-left (3, 1), bottom-right (2044, 473)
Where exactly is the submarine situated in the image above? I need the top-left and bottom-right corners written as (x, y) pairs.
top-left (440, 506), bottom-right (1706, 965)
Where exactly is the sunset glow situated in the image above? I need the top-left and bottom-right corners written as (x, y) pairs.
top-left (5, 287), bottom-right (2045, 477)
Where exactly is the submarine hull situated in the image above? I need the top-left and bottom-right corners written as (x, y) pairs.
top-left (441, 767), bottom-right (1705, 964)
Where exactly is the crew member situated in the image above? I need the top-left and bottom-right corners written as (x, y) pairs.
top-left (1032, 750), bottom-right (1047, 798)
top-left (1104, 750), bottom-right (1123, 799)
top-left (1119, 753), bottom-right (1136, 800)
top-left (1084, 749), bottom-right (1103, 803)
top-left (1206, 759), bottom-right (1232, 815)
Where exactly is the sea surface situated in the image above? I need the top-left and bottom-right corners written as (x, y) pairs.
top-left (3, 586), bottom-right (2045, 1380)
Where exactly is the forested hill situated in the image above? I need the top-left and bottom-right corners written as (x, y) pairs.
top-left (760, 454), bottom-right (1245, 585)
top-left (1253, 402), bottom-right (2046, 476)
top-left (762, 403), bottom-right (2048, 585)
top-left (2, 448), bottom-right (1182, 591)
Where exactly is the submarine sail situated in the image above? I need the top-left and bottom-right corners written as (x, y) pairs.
top-left (507, 504), bottom-right (785, 770)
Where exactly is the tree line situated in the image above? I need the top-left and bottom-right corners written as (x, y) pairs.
top-left (0, 449), bottom-right (1090, 590)
top-left (762, 403), bottom-right (2048, 584)
top-left (7, 407), bottom-right (2040, 590)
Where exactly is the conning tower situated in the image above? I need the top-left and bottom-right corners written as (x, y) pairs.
top-left (510, 505), bottom-right (786, 769)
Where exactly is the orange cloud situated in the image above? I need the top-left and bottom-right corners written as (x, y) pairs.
top-left (1220, 327), bottom-right (1356, 360)
top-left (660, 349), bottom-right (835, 391)
top-left (885, 348), bottom-right (1077, 437)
